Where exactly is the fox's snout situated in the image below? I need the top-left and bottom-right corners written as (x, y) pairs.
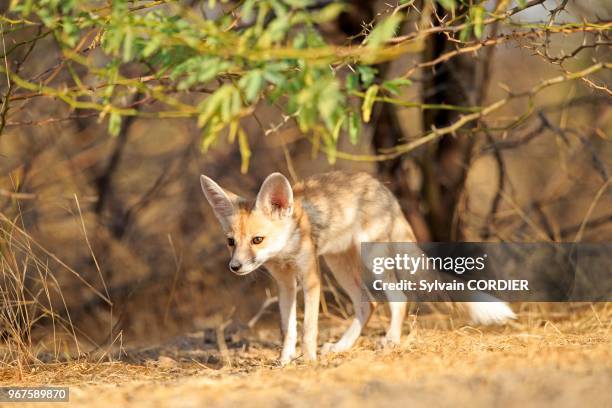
top-left (228, 253), bottom-right (258, 275)
top-left (229, 259), bottom-right (242, 273)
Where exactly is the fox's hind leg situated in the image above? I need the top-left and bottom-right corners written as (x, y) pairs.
top-left (300, 252), bottom-right (321, 362)
top-left (382, 302), bottom-right (406, 347)
top-left (376, 218), bottom-right (414, 348)
top-left (322, 245), bottom-right (373, 354)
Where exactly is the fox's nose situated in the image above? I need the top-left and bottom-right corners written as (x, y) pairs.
top-left (229, 261), bottom-right (242, 273)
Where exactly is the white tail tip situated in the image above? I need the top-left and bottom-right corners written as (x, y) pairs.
top-left (467, 302), bottom-right (516, 325)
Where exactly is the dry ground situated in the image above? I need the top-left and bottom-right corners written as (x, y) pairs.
top-left (2, 305), bottom-right (611, 408)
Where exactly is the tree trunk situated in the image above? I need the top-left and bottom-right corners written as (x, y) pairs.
top-left (421, 4), bottom-right (485, 241)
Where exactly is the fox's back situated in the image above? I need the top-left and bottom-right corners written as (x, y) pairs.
top-left (292, 172), bottom-right (414, 255)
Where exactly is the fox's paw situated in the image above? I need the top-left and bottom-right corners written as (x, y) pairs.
top-left (303, 350), bottom-right (317, 363)
top-left (279, 349), bottom-right (297, 366)
top-left (321, 341), bottom-right (351, 356)
top-left (279, 356), bottom-right (295, 366)
top-left (376, 335), bottom-right (400, 350)
top-left (321, 342), bottom-right (336, 356)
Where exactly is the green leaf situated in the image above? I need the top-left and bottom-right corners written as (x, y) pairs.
top-left (321, 130), bottom-right (337, 165)
top-left (238, 127), bottom-right (251, 174)
top-left (284, 0), bottom-right (316, 7)
top-left (263, 69), bottom-right (285, 86)
top-left (317, 79), bottom-right (344, 130)
top-left (61, 17), bottom-right (78, 47)
top-left (348, 111), bottom-right (360, 144)
top-left (108, 112), bottom-right (122, 137)
top-left (311, 3), bottom-right (346, 23)
top-left (346, 73), bottom-right (359, 93)
top-left (357, 66), bottom-right (377, 87)
top-left (437, 0), bottom-right (456, 11)
top-left (231, 87), bottom-right (242, 118)
top-left (201, 118), bottom-right (222, 152)
top-left (362, 84), bottom-right (379, 123)
top-left (242, 0), bottom-right (256, 21)
top-left (459, 23), bottom-right (472, 42)
top-left (238, 70), bottom-right (264, 103)
top-left (472, 6), bottom-right (485, 39)
top-left (123, 26), bottom-right (133, 62)
top-left (382, 78), bottom-right (412, 95)
top-left (23, 0), bottom-right (33, 15)
top-left (258, 17), bottom-right (289, 46)
top-left (221, 92), bottom-right (232, 122)
top-left (142, 36), bottom-right (161, 58)
top-left (332, 115), bottom-right (345, 142)
top-left (293, 31), bottom-right (307, 49)
top-left (365, 14), bottom-right (402, 48)
top-left (228, 120), bottom-right (238, 144)
top-left (197, 85), bottom-right (233, 127)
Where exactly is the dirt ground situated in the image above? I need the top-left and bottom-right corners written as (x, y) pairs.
top-left (3, 305), bottom-right (611, 408)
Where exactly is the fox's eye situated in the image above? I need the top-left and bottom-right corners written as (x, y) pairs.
top-left (252, 236), bottom-right (264, 245)
top-left (227, 238), bottom-right (235, 247)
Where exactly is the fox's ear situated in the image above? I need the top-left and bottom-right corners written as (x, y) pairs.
top-left (256, 172), bottom-right (293, 218)
top-left (200, 175), bottom-right (239, 226)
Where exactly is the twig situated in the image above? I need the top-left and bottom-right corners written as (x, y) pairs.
top-left (247, 294), bottom-right (278, 329)
top-left (574, 179), bottom-right (611, 242)
top-left (216, 320), bottom-right (232, 368)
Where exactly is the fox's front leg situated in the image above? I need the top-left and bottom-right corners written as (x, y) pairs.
top-left (269, 266), bottom-right (298, 365)
top-left (301, 254), bottom-right (321, 362)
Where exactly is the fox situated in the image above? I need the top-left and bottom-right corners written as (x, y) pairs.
top-left (200, 171), bottom-right (515, 365)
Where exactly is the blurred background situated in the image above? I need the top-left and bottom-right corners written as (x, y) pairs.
top-left (0, 0), bottom-right (610, 361)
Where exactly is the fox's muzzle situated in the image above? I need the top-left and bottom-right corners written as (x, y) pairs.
top-left (228, 256), bottom-right (258, 275)
top-left (229, 260), bottom-right (242, 273)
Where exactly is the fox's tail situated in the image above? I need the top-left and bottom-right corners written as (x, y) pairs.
top-left (391, 217), bottom-right (516, 326)
top-left (465, 291), bottom-right (516, 325)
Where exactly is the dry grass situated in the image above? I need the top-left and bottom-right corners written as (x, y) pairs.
top-left (0, 210), bottom-right (116, 375)
top-left (0, 304), bottom-right (609, 407)
top-left (0, 213), bottom-right (77, 368)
